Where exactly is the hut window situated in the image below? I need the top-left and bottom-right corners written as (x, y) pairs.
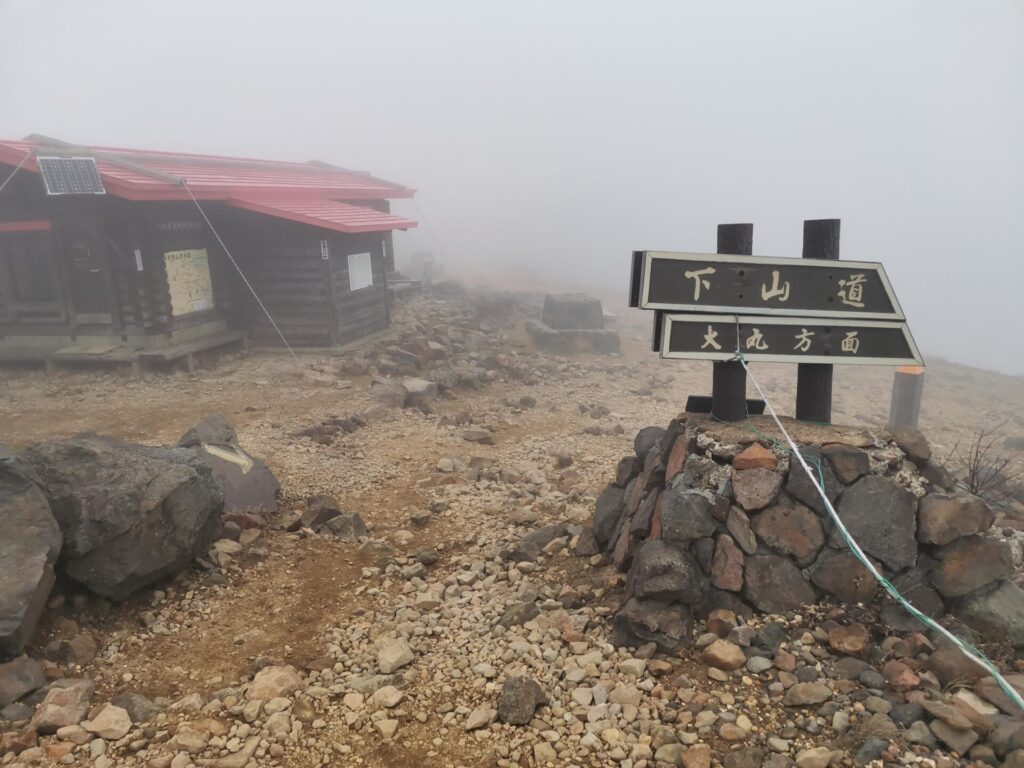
top-left (8, 241), bottom-right (59, 301)
top-left (348, 252), bottom-right (373, 291)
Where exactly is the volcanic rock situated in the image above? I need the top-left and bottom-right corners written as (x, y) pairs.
top-left (612, 598), bottom-right (693, 653)
top-left (744, 554), bottom-right (816, 613)
top-left (245, 665), bottom-right (304, 700)
top-left (83, 704), bottom-right (132, 740)
top-left (0, 655), bottom-right (45, 708)
top-left (726, 507), bottom-right (758, 555)
top-left (917, 493), bottom-right (994, 546)
top-left (23, 435), bottom-right (223, 601)
top-left (783, 683), bottom-right (832, 707)
top-left (634, 426), bottom-right (666, 462)
top-left (836, 476), bottom-right (917, 571)
top-left (629, 540), bottom-right (704, 603)
top-left (821, 443), bottom-right (870, 485)
top-left (377, 637), bottom-right (414, 674)
top-left (930, 535), bottom-right (1012, 598)
top-left (177, 415), bottom-right (279, 513)
top-left (593, 485), bottom-right (626, 551)
top-left (0, 449), bottom-right (61, 657)
top-left (660, 487), bottom-right (717, 541)
top-left (30, 679), bottom-right (94, 733)
top-left (809, 549), bottom-right (877, 604)
top-left (702, 639), bottom-right (746, 671)
top-left (954, 581), bottom-right (1024, 647)
top-left (732, 469), bottom-right (783, 512)
top-left (785, 446), bottom-right (842, 514)
top-left (318, 511), bottom-right (368, 542)
top-left (732, 443), bottom-right (777, 471)
top-left (893, 426), bottom-right (931, 464)
top-left (496, 676), bottom-right (547, 725)
top-left (711, 534), bottom-right (745, 592)
top-left (751, 498), bottom-right (825, 566)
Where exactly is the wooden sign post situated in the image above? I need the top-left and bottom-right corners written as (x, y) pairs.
top-left (796, 219), bottom-right (840, 423)
top-left (628, 219), bottom-right (922, 423)
top-left (711, 223), bottom-right (752, 422)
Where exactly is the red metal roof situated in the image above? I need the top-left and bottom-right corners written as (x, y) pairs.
top-left (0, 137), bottom-right (415, 202)
top-left (227, 195), bottom-right (417, 234)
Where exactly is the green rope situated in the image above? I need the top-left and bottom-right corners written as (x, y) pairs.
top-left (710, 344), bottom-right (1024, 711)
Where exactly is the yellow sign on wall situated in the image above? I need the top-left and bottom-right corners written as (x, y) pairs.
top-left (164, 249), bottom-right (214, 316)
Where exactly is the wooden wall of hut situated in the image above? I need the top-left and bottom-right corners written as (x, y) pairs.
top-left (212, 206), bottom-right (391, 348)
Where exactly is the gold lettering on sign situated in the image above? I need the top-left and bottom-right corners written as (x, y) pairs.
top-left (837, 273), bottom-right (866, 307)
top-left (761, 270), bottom-right (790, 302)
top-left (701, 325), bottom-right (722, 350)
top-left (684, 267), bottom-right (716, 301)
top-left (793, 328), bottom-right (815, 352)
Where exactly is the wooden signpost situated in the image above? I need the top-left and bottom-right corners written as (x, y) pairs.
top-left (630, 219), bottom-right (922, 423)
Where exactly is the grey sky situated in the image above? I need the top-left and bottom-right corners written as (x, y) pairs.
top-left (2, 0), bottom-right (1022, 373)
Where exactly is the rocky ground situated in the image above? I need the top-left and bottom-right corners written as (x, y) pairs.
top-left (1, 288), bottom-right (1024, 768)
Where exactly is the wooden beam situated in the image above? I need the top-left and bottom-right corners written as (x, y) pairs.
top-left (710, 223), bottom-right (753, 422)
top-left (795, 219), bottom-right (840, 422)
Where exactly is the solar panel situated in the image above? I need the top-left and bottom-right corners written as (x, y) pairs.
top-left (37, 156), bottom-right (106, 195)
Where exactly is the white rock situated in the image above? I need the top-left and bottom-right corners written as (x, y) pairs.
top-left (372, 686), bottom-right (403, 708)
top-left (377, 637), bottom-right (414, 674)
top-left (375, 718), bottom-right (399, 739)
top-left (465, 707), bottom-right (497, 731)
top-left (83, 705), bottom-right (132, 740)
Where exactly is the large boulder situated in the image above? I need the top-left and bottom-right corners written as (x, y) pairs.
top-left (0, 655), bottom-right (45, 707)
top-left (751, 498), bottom-right (825, 566)
top-left (0, 449), bottom-right (61, 658)
top-left (954, 581), bottom-right (1024, 647)
top-left (24, 435), bottom-right (224, 601)
top-left (917, 493), bottom-right (994, 546)
top-left (178, 415), bottom-right (279, 514)
top-left (628, 540), bottom-right (705, 604)
top-left (593, 485), bottom-right (627, 551)
top-left (929, 536), bottom-right (1012, 598)
top-left (541, 294), bottom-right (604, 330)
top-left (660, 487), bottom-right (717, 541)
top-left (809, 549), bottom-right (877, 604)
top-left (743, 554), bottom-right (816, 613)
top-left (634, 427), bottom-right (667, 464)
top-left (835, 476), bottom-right (918, 571)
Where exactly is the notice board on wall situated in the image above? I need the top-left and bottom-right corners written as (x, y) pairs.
top-left (164, 248), bottom-right (214, 316)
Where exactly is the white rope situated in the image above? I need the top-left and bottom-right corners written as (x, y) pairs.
top-left (183, 184), bottom-right (301, 366)
top-left (0, 152), bottom-right (30, 195)
top-left (737, 355), bottom-right (1024, 712)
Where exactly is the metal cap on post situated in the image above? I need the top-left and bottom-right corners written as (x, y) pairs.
top-left (711, 223), bottom-right (752, 422)
top-left (795, 219), bottom-right (840, 422)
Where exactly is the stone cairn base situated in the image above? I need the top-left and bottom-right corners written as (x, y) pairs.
top-left (591, 417), bottom-right (1024, 653)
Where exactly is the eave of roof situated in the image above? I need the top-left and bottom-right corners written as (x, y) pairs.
top-left (226, 195), bottom-right (417, 234)
top-left (0, 137), bottom-right (416, 202)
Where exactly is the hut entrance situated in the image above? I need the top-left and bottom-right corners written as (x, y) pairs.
top-left (67, 240), bottom-right (113, 325)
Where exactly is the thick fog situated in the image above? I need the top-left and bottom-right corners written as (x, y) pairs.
top-left (1, 0), bottom-right (1022, 373)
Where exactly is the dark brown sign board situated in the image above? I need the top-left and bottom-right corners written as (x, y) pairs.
top-left (659, 313), bottom-right (923, 366)
top-left (630, 251), bottom-right (904, 320)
